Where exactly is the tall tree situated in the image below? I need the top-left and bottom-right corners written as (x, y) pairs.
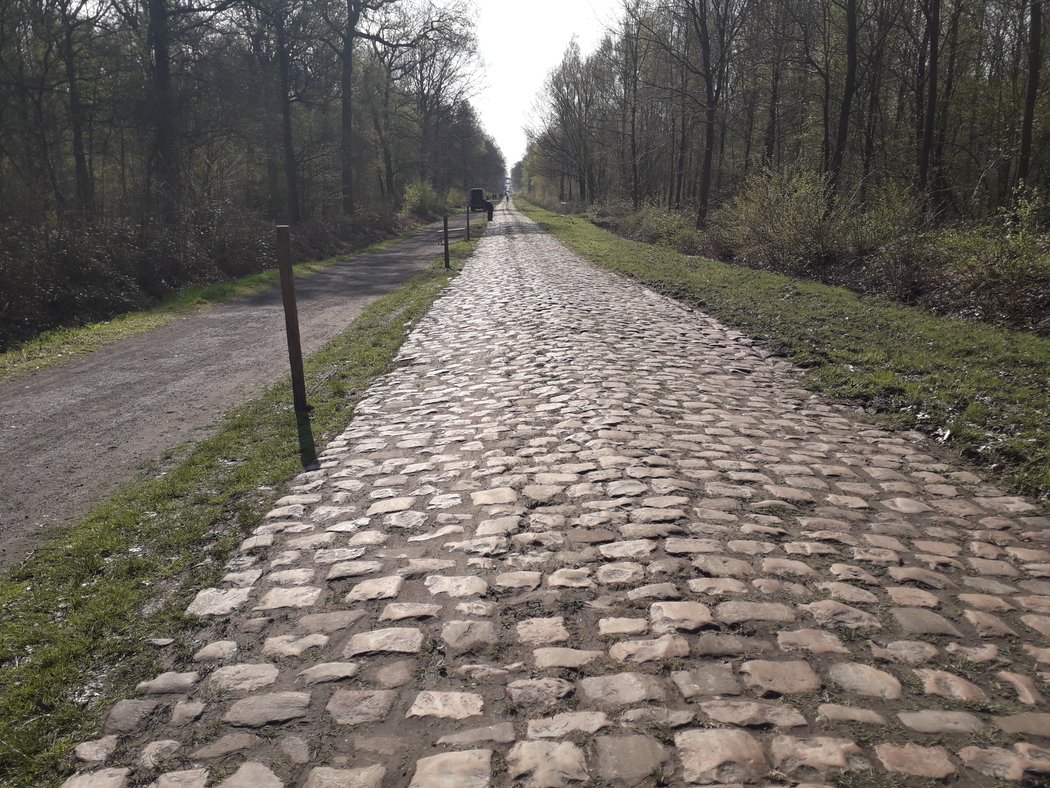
top-left (521, 0), bottom-right (1048, 217)
top-left (0, 0), bottom-right (505, 346)
top-left (828, 0), bottom-right (858, 190)
top-left (56, 0), bottom-right (101, 215)
top-left (1017, 0), bottom-right (1042, 187)
top-left (917, 0), bottom-right (941, 196)
top-left (322, 0), bottom-right (460, 215)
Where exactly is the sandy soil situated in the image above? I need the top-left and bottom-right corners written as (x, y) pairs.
top-left (0, 228), bottom-right (445, 571)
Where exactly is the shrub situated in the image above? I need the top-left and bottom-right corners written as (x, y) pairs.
top-left (836, 189), bottom-right (1049, 332)
top-left (195, 204), bottom-right (273, 279)
top-left (401, 180), bottom-right (444, 220)
top-left (916, 193), bottom-right (1050, 330)
top-left (589, 200), bottom-right (634, 222)
top-left (0, 201), bottom-right (415, 350)
top-left (0, 221), bottom-right (150, 348)
top-left (445, 187), bottom-right (466, 211)
top-left (710, 167), bottom-right (843, 273)
top-left (583, 172), bottom-right (1048, 336)
top-left (850, 183), bottom-right (923, 256)
top-left (614, 206), bottom-right (707, 255)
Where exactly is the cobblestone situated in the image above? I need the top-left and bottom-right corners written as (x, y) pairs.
top-left (64, 208), bottom-right (1050, 785)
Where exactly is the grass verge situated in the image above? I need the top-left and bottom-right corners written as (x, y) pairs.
top-left (0, 231), bottom-right (418, 383)
top-left (0, 230), bottom-right (481, 786)
top-left (519, 200), bottom-right (1050, 501)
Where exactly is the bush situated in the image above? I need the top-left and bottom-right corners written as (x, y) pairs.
top-left (195, 204), bottom-right (273, 279)
top-left (0, 202), bottom-right (414, 350)
top-left (710, 167), bottom-right (845, 273)
top-left (445, 187), bottom-right (466, 211)
top-left (401, 180), bottom-right (444, 220)
top-left (0, 222), bottom-right (146, 347)
top-left (589, 200), bottom-right (634, 222)
top-left (850, 183), bottom-right (922, 256)
top-left (583, 171), bottom-right (1049, 336)
top-left (897, 193), bottom-right (1050, 331)
top-left (604, 206), bottom-right (704, 256)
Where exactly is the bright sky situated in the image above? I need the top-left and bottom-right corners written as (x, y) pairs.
top-left (471, 0), bottom-right (623, 170)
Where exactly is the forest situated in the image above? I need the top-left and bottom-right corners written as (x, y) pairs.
top-left (0, 0), bottom-right (506, 348)
top-left (517, 0), bottom-right (1050, 334)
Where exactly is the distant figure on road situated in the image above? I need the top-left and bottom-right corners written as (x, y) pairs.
top-left (484, 200), bottom-right (494, 221)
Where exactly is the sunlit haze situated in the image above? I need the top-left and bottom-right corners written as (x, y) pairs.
top-left (470, 0), bottom-right (623, 171)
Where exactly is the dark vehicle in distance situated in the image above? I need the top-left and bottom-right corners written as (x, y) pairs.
top-left (469, 188), bottom-right (487, 212)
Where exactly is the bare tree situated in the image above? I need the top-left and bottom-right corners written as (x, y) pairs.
top-left (1017, 0), bottom-right (1042, 187)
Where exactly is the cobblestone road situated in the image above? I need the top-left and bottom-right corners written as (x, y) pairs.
top-left (66, 207), bottom-right (1050, 786)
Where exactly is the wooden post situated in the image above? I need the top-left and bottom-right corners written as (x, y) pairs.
top-left (466, 205), bottom-right (471, 241)
top-left (443, 216), bottom-right (451, 269)
top-left (276, 225), bottom-right (308, 414)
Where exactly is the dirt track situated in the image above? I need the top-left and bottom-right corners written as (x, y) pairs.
top-left (0, 227), bottom-right (446, 571)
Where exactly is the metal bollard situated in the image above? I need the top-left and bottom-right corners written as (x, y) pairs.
top-left (276, 225), bottom-right (308, 415)
top-left (276, 225), bottom-right (317, 467)
top-left (443, 216), bottom-right (451, 269)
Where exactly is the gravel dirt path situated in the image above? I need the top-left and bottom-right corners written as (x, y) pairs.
top-left (64, 207), bottom-right (1050, 786)
top-left (0, 228), bottom-right (445, 571)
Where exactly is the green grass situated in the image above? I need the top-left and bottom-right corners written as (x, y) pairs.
top-left (0, 227), bottom-right (482, 786)
top-left (520, 201), bottom-right (1050, 501)
top-left (0, 232), bottom-right (413, 383)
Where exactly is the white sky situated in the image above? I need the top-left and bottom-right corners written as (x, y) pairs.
top-left (471, 1), bottom-right (623, 170)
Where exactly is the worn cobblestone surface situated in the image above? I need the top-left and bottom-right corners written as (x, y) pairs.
top-left (67, 208), bottom-right (1050, 786)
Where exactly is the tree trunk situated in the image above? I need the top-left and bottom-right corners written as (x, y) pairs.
top-left (418, 88), bottom-right (432, 183)
top-left (382, 84), bottom-right (395, 200)
top-left (763, 1), bottom-right (786, 169)
top-left (32, 91), bottom-right (64, 211)
top-left (716, 108), bottom-right (728, 193)
top-left (820, 0), bottom-right (832, 170)
top-left (371, 104), bottom-right (395, 203)
top-left (694, 0), bottom-right (716, 226)
top-left (697, 102), bottom-right (716, 225)
top-left (861, 30), bottom-right (885, 201)
top-left (918, 0), bottom-right (940, 195)
top-left (630, 87), bottom-right (640, 209)
top-left (828, 0), bottom-right (858, 191)
top-left (763, 65), bottom-right (781, 166)
top-left (915, 18), bottom-right (929, 174)
top-left (1017, 0), bottom-right (1042, 186)
top-left (147, 0), bottom-right (178, 217)
top-left (743, 92), bottom-right (755, 174)
top-left (340, 33), bottom-right (355, 214)
top-left (60, 16), bottom-right (93, 216)
top-left (618, 72), bottom-right (630, 201)
top-left (340, 4), bottom-right (361, 216)
top-left (674, 57), bottom-right (688, 207)
top-left (932, 0), bottom-right (964, 208)
top-left (667, 115), bottom-right (676, 208)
